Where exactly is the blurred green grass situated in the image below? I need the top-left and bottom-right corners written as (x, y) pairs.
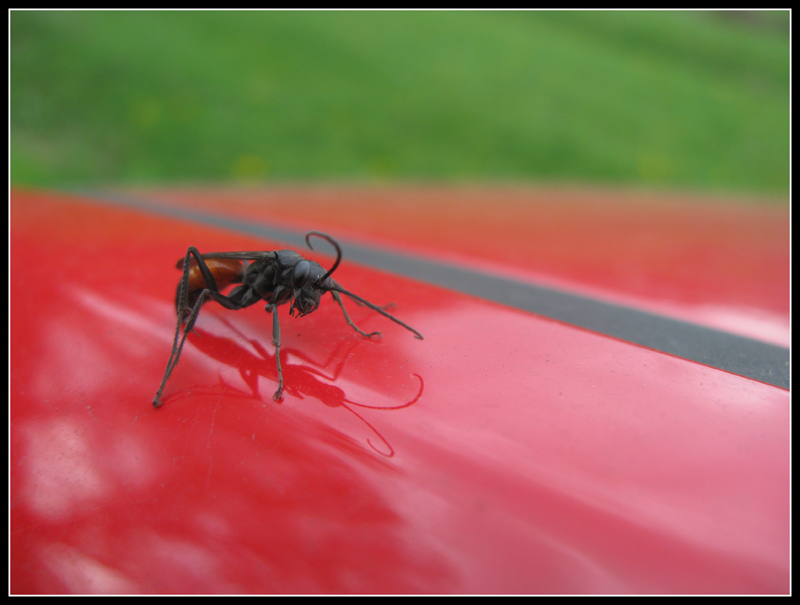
top-left (10, 10), bottom-right (789, 196)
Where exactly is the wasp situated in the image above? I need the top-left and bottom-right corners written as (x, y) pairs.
top-left (154, 232), bottom-right (423, 406)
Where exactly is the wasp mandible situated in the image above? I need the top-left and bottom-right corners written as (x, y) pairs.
top-left (154, 232), bottom-right (423, 406)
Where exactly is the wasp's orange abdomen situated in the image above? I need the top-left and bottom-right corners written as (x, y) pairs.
top-left (177, 257), bottom-right (245, 311)
top-left (186, 257), bottom-right (244, 291)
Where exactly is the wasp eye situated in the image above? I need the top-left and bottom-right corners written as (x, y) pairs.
top-left (292, 260), bottom-right (311, 288)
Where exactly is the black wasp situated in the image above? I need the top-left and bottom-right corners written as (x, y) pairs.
top-left (154, 232), bottom-right (423, 406)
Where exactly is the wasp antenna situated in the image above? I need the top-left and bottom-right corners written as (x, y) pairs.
top-left (306, 232), bottom-right (342, 282)
top-left (330, 285), bottom-right (424, 340)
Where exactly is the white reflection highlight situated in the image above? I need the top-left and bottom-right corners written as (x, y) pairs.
top-left (40, 543), bottom-right (138, 593)
top-left (22, 420), bottom-right (108, 521)
top-left (687, 304), bottom-right (789, 347)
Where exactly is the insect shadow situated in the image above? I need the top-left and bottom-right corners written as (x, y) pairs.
top-left (163, 317), bottom-right (424, 457)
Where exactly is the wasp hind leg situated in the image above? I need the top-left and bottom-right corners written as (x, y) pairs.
top-left (154, 247), bottom-right (247, 407)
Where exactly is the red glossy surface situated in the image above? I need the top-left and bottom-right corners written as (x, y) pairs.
top-left (10, 189), bottom-right (789, 593)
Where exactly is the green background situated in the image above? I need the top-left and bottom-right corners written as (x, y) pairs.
top-left (10, 10), bottom-right (790, 197)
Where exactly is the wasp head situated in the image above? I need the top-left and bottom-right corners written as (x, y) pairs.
top-left (288, 259), bottom-right (329, 317)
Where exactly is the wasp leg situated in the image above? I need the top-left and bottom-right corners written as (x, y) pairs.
top-left (331, 290), bottom-right (381, 339)
top-left (154, 287), bottom-right (247, 407)
top-left (154, 247), bottom-right (242, 408)
top-left (331, 287), bottom-right (423, 340)
top-left (267, 304), bottom-right (284, 402)
top-left (155, 247), bottom-right (203, 407)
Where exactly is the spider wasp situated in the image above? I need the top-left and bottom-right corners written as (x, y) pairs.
top-left (154, 232), bottom-right (423, 406)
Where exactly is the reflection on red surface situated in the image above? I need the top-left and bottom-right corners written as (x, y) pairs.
top-left (164, 321), bottom-right (425, 457)
top-left (11, 190), bottom-right (789, 593)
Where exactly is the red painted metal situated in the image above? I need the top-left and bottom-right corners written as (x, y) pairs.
top-left (10, 189), bottom-right (789, 593)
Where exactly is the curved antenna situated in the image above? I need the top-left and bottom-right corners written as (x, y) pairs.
top-left (305, 231), bottom-right (342, 282)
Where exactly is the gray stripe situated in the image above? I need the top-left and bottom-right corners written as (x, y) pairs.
top-left (86, 191), bottom-right (790, 389)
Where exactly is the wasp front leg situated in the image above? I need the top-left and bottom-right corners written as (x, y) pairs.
top-left (331, 290), bottom-right (382, 339)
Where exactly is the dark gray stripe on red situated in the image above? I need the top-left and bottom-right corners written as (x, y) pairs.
top-left (86, 192), bottom-right (791, 389)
